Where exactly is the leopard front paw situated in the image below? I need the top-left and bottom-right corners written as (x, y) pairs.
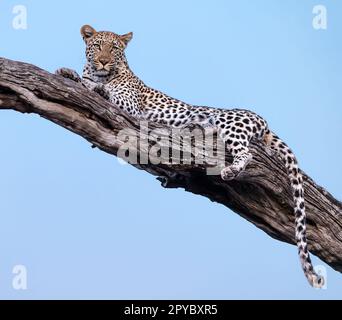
top-left (55, 68), bottom-right (81, 82)
top-left (93, 83), bottom-right (110, 100)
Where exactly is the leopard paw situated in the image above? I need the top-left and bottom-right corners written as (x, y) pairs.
top-left (220, 166), bottom-right (239, 181)
top-left (93, 83), bottom-right (110, 100)
top-left (55, 68), bottom-right (81, 82)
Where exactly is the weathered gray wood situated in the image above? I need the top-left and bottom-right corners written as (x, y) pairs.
top-left (0, 57), bottom-right (341, 273)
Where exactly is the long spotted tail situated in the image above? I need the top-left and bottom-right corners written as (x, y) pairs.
top-left (263, 130), bottom-right (324, 288)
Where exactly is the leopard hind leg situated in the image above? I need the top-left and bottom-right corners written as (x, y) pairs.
top-left (219, 127), bottom-right (253, 181)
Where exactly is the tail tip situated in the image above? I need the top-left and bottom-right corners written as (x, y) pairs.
top-left (311, 274), bottom-right (325, 289)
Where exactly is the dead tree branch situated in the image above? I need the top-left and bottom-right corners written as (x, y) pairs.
top-left (0, 57), bottom-right (341, 273)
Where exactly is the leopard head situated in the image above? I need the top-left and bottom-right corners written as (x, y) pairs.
top-left (80, 25), bottom-right (133, 77)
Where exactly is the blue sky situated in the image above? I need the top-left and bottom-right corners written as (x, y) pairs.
top-left (0, 0), bottom-right (341, 299)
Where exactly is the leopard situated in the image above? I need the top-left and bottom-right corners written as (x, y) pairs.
top-left (56, 25), bottom-right (324, 288)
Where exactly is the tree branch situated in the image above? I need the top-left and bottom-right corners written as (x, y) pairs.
top-left (1, 57), bottom-right (341, 274)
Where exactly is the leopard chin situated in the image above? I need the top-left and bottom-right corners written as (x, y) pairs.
top-left (94, 69), bottom-right (110, 77)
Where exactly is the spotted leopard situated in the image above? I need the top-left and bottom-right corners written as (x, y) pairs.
top-left (56, 25), bottom-right (324, 288)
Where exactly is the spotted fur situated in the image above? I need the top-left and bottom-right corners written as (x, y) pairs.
top-left (56, 25), bottom-right (324, 288)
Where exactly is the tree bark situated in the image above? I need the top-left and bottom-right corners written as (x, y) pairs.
top-left (0, 57), bottom-right (341, 274)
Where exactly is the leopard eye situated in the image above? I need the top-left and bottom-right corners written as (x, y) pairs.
top-left (93, 44), bottom-right (101, 50)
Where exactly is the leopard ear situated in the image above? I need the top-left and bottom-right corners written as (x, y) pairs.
top-left (120, 32), bottom-right (133, 46)
top-left (81, 25), bottom-right (97, 42)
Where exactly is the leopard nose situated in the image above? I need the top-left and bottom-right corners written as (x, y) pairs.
top-left (99, 58), bottom-right (110, 66)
